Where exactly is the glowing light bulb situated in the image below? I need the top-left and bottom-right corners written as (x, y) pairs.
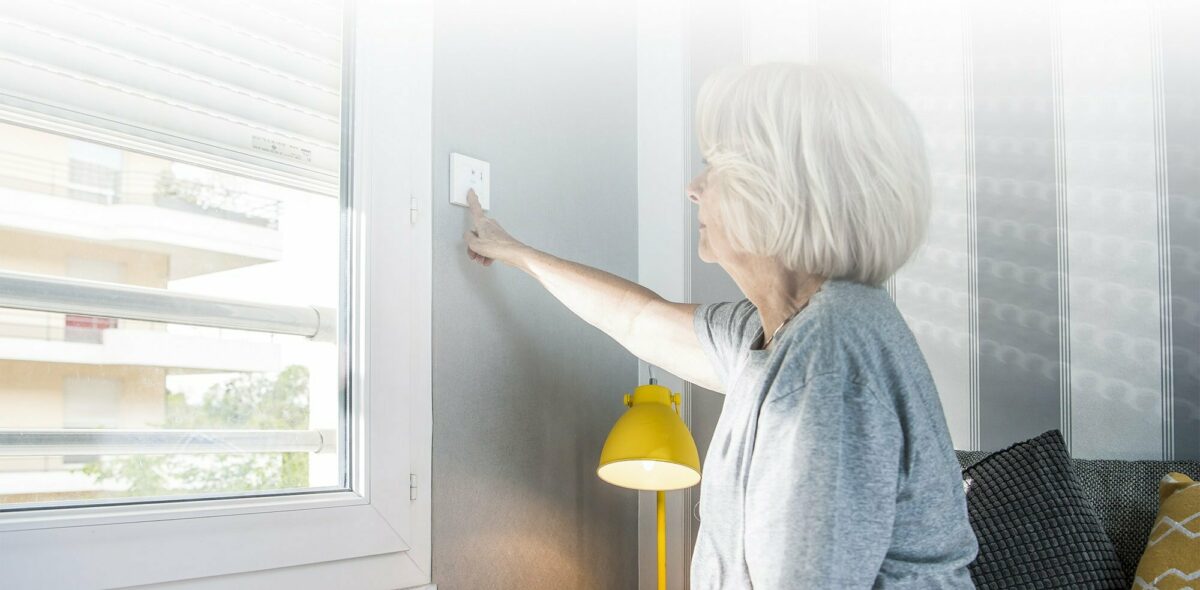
top-left (641, 461), bottom-right (655, 472)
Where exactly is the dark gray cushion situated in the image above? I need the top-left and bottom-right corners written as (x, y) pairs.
top-left (960, 430), bottom-right (1126, 589)
top-left (958, 445), bottom-right (1200, 586)
top-left (957, 450), bottom-right (991, 469)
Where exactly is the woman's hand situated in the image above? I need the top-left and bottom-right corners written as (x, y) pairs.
top-left (464, 189), bottom-right (528, 268)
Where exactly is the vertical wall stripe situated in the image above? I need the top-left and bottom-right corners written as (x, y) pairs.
top-left (1162, 0), bottom-right (1200, 460)
top-left (881, 0), bottom-right (892, 83)
top-left (740, 0), bottom-right (750, 64)
top-left (971, 0), bottom-right (1063, 451)
top-left (882, 0), bottom-right (897, 302)
top-left (809, 0), bottom-right (820, 62)
top-left (1063, 0), bottom-right (1163, 460)
top-left (1150, 0), bottom-right (1173, 460)
top-left (815, 1), bottom-right (885, 80)
top-left (1051, 0), bottom-right (1073, 454)
top-left (963, 1), bottom-right (980, 451)
top-left (744, 0), bottom-right (813, 63)
top-left (679, 3), bottom-right (695, 581)
top-left (889, 0), bottom-right (974, 450)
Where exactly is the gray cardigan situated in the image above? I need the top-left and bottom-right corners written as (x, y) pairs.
top-left (690, 280), bottom-right (977, 589)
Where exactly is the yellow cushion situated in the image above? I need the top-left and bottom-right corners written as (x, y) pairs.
top-left (1133, 472), bottom-right (1200, 589)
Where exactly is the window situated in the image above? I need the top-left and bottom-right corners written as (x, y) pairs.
top-left (0, 124), bottom-right (341, 508)
top-left (0, 1), bottom-right (433, 588)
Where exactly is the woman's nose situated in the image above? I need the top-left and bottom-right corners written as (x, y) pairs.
top-left (686, 184), bottom-right (701, 203)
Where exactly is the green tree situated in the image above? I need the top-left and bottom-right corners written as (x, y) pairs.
top-left (84, 365), bottom-right (312, 496)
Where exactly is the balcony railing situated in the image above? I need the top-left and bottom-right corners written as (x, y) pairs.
top-left (0, 150), bottom-right (281, 229)
top-left (0, 311), bottom-right (119, 344)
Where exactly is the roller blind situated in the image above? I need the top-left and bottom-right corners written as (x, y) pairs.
top-left (0, 0), bottom-right (342, 196)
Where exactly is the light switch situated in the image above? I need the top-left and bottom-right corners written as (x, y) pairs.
top-left (450, 152), bottom-right (490, 210)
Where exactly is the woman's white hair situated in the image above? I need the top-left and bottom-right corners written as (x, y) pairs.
top-left (695, 62), bottom-right (931, 286)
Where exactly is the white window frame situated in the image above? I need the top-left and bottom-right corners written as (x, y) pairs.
top-left (0, 0), bottom-right (434, 588)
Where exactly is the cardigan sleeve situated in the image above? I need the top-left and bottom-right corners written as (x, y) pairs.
top-left (693, 299), bottom-right (759, 391)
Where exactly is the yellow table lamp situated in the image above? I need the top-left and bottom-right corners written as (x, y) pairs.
top-left (598, 379), bottom-right (701, 590)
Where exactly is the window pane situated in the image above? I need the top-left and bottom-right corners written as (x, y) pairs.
top-left (0, 122), bottom-right (341, 509)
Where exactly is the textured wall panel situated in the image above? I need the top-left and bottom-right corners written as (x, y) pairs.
top-left (970, 0), bottom-right (1064, 451)
top-left (1061, 0), bottom-right (1163, 459)
top-left (889, 0), bottom-right (974, 450)
top-left (1163, 0), bottom-right (1200, 460)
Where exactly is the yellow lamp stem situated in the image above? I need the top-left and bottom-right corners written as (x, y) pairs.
top-left (598, 383), bottom-right (701, 590)
top-left (657, 490), bottom-right (666, 590)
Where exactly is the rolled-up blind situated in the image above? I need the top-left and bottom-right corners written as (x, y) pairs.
top-left (0, 0), bottom-right (341, 196)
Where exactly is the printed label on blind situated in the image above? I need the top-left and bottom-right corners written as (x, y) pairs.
top-left (251, 135), bottom-right (315, 164)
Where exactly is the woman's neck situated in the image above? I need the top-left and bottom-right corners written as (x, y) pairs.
top-left (722, 255), bottom-right (825, 346)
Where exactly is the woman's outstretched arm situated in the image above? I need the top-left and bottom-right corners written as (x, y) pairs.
top-left (463, 190), bottom-right (722, 393)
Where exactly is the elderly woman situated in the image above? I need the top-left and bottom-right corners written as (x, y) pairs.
top-left (464, 63), bottom-right (977, 588)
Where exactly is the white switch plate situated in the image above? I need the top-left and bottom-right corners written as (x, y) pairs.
top-left (450, 152), bottom-right (490, 210)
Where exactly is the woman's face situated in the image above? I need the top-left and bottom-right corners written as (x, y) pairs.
top-left (687, 165), bottom-right (737, 265)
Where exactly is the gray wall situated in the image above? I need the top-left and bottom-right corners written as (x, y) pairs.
top-left (431, 1), bottom-right (638, 588)
top-left (680, 0), bottom-right (1200, 462)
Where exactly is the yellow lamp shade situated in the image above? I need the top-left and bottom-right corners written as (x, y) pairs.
top-left (597, 384), bottom-right (701, 491)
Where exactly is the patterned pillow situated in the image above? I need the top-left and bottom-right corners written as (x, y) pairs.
top-left (962, 430), bottom-right (1126, 589)
top-left (1133, 472), bottom-right (1200, 589)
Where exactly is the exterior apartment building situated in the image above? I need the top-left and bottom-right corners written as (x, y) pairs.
top-left (0, 121), bottom-right (286, 504)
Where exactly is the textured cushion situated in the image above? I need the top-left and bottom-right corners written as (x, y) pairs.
top-left (1071, 457), bottom-right (1200, 584)
top-left (1132, 472), bottom-right (1200, 589)
top-left (957, 450), bottom-right (991, 469)
top-left (961, 450), bottom-right (1200, 585)
top-left (960, 430), bottom-right (1126, 589)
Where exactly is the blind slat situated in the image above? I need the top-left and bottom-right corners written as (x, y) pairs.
top-left (165, 0), bottom-right (342, 63)
top-left (0, 0), bottom-right (341, 196)
top-left (0, 19), bottom-right (340, 138)
top-left (0, 428), bottom-right (332, 456)
top-left (0, 270), bottom-right (335, 341)
top-left (6, 1), bottom-right (340, 105)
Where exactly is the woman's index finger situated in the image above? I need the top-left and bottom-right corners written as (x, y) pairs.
top-left (467, 189), bottom-right (485, 220)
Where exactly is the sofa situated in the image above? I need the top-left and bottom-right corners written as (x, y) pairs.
top-left (957, 449), bottom-right (1200, 586)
